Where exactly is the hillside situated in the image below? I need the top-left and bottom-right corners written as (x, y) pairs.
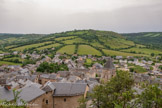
top-left (122, 32), bottom-right (162, 50)
top-left (1, 30), bottom-right (162, 57)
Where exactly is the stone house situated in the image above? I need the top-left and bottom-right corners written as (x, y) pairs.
top-left (41, 82), bottom-right (89, 108)
top-left (39, 74), bottom-right (58, 85)
top-left (0, 81), bottom-right (89, 108)
top-left (0, 84), bottom-right (46, 108)
top-left (101, 58), bottom-right (116, 81)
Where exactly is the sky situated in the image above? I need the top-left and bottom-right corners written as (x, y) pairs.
top-left (0, 0), bottom-right (162, 34)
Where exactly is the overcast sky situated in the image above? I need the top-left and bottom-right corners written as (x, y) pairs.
top-left (0, 0), bottom-right (162, 33)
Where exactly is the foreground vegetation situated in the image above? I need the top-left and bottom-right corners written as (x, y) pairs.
top-left (79, 71), bottom-right (162, 108)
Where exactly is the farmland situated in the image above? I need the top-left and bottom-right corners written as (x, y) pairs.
top-left (78, 45), bottom-right (102, 56)
top-left (121, 47), bottom-right (162, 55)
top-left (12, 41), bottom-right (52, 51)
top-left (103, 49), bottom-right (147, 57)
top-left (57, 45), bottom-right (75, 54)
top-left (0, 61), bottom-right (22, 66)
top-left (37, 43), bottom-right (61, 50)
top-left (0, 30), bottom-right (162, 56)
top-left (55, 36), bottom-right (76, 41)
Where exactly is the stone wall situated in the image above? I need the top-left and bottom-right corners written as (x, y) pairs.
top-left (42, 91), bottom-right (54, 108)
top-left (53, 95), bottom-right (82, 108)
top-left (28, 94), bottom-right (45, 108)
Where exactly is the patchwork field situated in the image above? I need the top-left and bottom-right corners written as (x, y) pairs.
top-left (37, 43), bottom-right (61, 50)
top-left (5, 45), bottom-right (17, 49)
top-left (3, 57), bottom-right (24, 62)
top-left (103, 49), bottom-right (146, 57)
top-left (78, 45), bottom-right (102, 56)
top-left (12, 41), bottom-right (52, 51)
top-left (62, 38), bottom-right (88, 44)
top-left (55, 36), bottom-right (76, 41)
top-left (99, 37), bottom-right (135, 49)
top-left (0, 50), bottom-right (4, 54)
top-left (90, 41), bottom-right (105, 48)
top-left (121, 48), bottom-right (162, 55)
top-left (1, 30), bottom-right (162, 57)
top-left (57, 45), bottom-right (75, 54)
top-left (0, 61), bottom-right (22, 66)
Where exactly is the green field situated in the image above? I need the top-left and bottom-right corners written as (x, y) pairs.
top-left (1, 30), bottom-right (161, 56)
top-left (103, 49), bottom-right (146, 57)
top-left (121, 48), bottom-right (162, 55)
top-left (0, 50), bottom-right (4, 54)
top-left (90, 41), bottom-right (105, 48)
top-left (37, 43), bottom-right (61, 50)
top-left (85, 59), bottom-right (92, 65)
top-left (12, 41), bottom-right (52, 51)
top-left (3, 57), bottom-right (24, 62)
top-left (57, 45), bottom-right (75, 54)
top-left (130, 65), bottom-right (147, 73)
top-left (136, 44), bottom-right (146, 48)
top-left (5, 45), bottom-right (17, 49)
top-left (0, 61), bottom-right (22, 66)
top-left (62, 38), bottom-right (88, 44)
top-left (99, 37), bottom-right (135, 49)
top-left (78, 45), bottom-right (102, 56)
top-left (55, 36), bottom-right (76, 41)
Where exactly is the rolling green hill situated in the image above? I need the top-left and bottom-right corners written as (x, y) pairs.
top-left (122, 32), bottom-right (162, 50)
top-left (1, 30), bottom-right (162, 57)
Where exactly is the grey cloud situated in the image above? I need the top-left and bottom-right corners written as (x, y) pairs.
top-left (0, 0), bottom-right (162, 33)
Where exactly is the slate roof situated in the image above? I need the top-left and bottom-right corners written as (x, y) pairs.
top-left (18, 84), bottom-right (45, 102)
top-left (42, 81), bottom-right (56, 92)
top-left (104, 58), bottom-right (115, 69)
top-left (49, 74), bottom-right (57, 80)
top-left (0, 87), bottom-right (14, 101)
top-left (0, 85), bottom-right (45, 103)
top-left (93, 63), bottom-right (103, 69)
top-left (58, 71), bottom-right (70, 77)
top-left (52, 82), bottom-right (87, 96)
top-left (40, 74), bottom-right (57, 80)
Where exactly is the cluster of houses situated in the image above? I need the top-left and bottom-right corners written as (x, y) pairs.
top-left (0, 52), bottom-right (162, 108)
top-left (0, 52), bottom-right (117, 108)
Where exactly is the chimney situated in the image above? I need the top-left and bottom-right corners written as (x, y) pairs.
top-left (5, 84), bottom-right (12, 90)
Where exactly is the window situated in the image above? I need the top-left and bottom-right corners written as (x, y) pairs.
top-left (43, 99), bottom-right (45, 102)
top-left (46, 92), bottom-right (48, 94)
top-left (46, 100), bottom-right (48, 104)
top-left (64, 98), bottom-right (66, 102)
